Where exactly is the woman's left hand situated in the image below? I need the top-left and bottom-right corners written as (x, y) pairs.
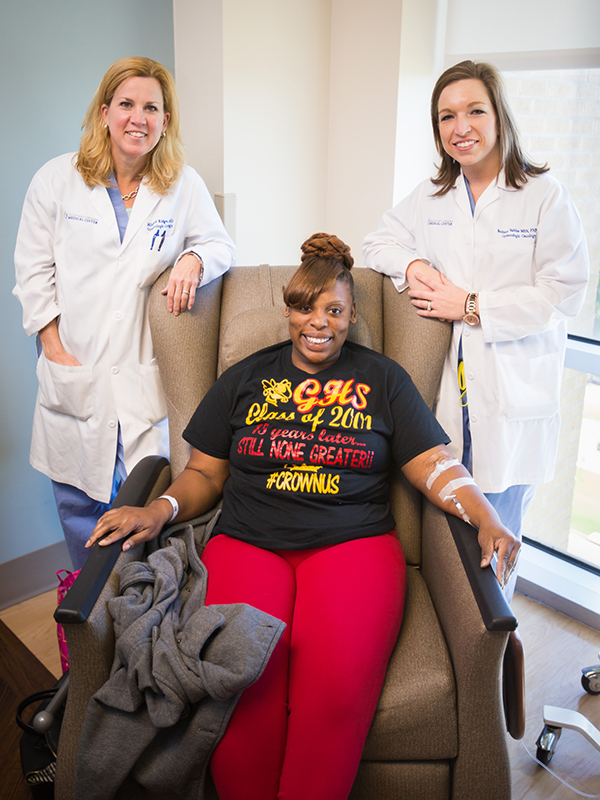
top-left (478, 521), bottom-right (521, 588)
top-left (407, 270), bottom-right (468, 322)
top-left (162, 253), bottom-right (203, 315)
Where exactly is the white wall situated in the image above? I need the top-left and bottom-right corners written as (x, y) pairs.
top-left (393, 0), bottom-right (447, 203)
top-left (326, 0), bottom-right (403, 264)
top-left (446, 0), bottom-right (600, 68)
top-left (173, 0), bottom-right (225, 199)
top-left (222, 0), bottom-right (332, 266)
top-left (178, 0), bottom-right (405, 268)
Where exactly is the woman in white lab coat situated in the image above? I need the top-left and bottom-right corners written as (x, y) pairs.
top-left (363, 60), bottom-right (588, 578)
top-left (14, 57), bottom-right (235, 568)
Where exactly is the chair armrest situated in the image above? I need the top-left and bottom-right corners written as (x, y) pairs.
top-left (447, 515), bottom-right (525, 738)
top-left (54, 455), bottom-right (170, 625)
top-left (445, 515), bottom-right (517, 632)
top-left (422, 503), bottom-right (524, 756)
top-left (421, 502), bottom-right (517, 795)
top-left (503, 630), bottom-right (526, 739)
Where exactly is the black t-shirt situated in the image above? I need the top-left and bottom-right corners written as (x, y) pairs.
top-left (183, 340), bottom-right (449, 549)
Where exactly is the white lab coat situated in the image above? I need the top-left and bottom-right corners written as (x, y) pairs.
top-left (362, 171), bottom-right (589, 493)
top-left (14, 154), bottom-right (235, 502)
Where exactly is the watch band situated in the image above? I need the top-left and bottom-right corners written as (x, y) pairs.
top-left (463, 292), bottom-right (480, 326)
top-left (176, 251), bottom-right (205, 286)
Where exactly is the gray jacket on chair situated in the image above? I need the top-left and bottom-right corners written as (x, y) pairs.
top-left (73, 516), bottom-right (286, 800)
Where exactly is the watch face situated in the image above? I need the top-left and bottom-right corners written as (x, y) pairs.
top-left (463, 312), bottom-right (480, 326)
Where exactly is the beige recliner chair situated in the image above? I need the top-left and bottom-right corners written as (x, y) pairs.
top-left (55, 265), bottom-right (522, 800)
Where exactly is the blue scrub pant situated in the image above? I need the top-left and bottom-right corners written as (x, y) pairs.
top-left (52, 434), bottom-right (127, 570)
top-left (459, 336), bottom-right (535, 599)
top-left (484, 485), bottom-right (536, 543)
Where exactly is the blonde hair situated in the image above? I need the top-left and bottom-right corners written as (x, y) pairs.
top-left (76, 57), bottom-right (184, 194)
top-left (283, 233), bottom-right (354, 308)
top-left (430, 60), bottom-right (548, 196)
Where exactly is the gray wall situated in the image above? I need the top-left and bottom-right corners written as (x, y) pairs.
top-left (0, 0), bottom-right (174, 564)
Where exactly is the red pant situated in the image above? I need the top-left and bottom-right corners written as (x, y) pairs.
top-left (202, 531), bottom-right (406, 800)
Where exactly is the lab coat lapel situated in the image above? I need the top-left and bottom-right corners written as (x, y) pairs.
top-left (121, 182), bottom-right (160, 251)
top-left (453, 173), bottom-right (474, 219)
top-left (89, 184), bottom-right (121, 249)
top-left (474, 178), bottom-right (500, 219)
top-left (473, 169), bottom-right (515, 219)
top-left (454, 170), bottom-right (506, 220)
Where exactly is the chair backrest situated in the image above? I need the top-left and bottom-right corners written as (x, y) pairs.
top-left (149, 265), bottom-right (451, 567)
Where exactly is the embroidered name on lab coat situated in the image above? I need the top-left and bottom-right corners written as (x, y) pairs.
top-left (147, 218), bottom-right (174, 232)
top-left (147, 219), bottom-right (175, 251)
top-left (428, 219), bottom-right (453, 226)
top-left (64, 212), bottom-right (98, 225)
top-left (497, 227), bottom-right (537, 240)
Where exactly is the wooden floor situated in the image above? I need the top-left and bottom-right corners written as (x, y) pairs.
top-left (1, 589), bottom-right (599, 799)
top-left (507, 593), bottom-right (600, 800)
top-left (0, 590), bottom-right (62, 680)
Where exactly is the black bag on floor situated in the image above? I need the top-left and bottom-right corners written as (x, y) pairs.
top-left (16, 671), bottom-right (69, 799)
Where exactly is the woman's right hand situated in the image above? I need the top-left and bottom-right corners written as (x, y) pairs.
top-left (86, 499), bottom-right (174, 552)
top-left (44, 349), bottom-right (81, 367)
top-left (87, 450), bottom-right (229, 553)
top-left (39, 319), bottom-right (82, 366)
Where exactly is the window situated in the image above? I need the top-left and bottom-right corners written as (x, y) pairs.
top-left (504, 67), bottom-right (600, 574)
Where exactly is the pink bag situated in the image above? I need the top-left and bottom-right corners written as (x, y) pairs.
top-left (56, 568), bottom-right (81, 673)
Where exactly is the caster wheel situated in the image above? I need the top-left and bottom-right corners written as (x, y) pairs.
top-left (581, 672), bottom-right (600, 695)
top-left (536, 745), bottom-right (554, 765)
top-left (535, 724), bottom-right (562, 765)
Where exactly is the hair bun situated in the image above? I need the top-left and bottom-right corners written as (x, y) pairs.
top-left (300, 233), bottom-right (354, 271)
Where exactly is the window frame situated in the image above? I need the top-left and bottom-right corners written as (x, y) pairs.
top-left (516, 334), bottom-right (600, 630)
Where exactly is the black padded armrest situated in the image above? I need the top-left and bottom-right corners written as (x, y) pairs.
top-left (54, 455), bottom-right (170, 625)
top-left (446, 514), bottom-right (517, 632)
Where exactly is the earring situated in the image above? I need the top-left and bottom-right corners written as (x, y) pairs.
top-left (161, 131), bottom-right (167, 138)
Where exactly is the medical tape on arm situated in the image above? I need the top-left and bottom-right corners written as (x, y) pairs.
top-left (425, 458), bottom-right (460, 491)
top-left (438, 477), bottom-right (476, 525)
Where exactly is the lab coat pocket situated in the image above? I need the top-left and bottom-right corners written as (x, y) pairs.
top-left (36, 354), bottom-right (94, 420)
top-left (139, 362), bottom-right (168, 424)
top-left (496, 351), bottom-right (561, 421)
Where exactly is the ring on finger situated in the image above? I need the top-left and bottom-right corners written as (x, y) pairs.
top-left (427, 300), bottom-right (432, 312)
top-left (503, 561), bottom-right (516, 585)
top-left (182, 290), bottom-right (190, 296)
top-left (503, 552), bottom-right (520, 584)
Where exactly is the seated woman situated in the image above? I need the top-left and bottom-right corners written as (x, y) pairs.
top-left (87, 232), bottom-right (519, 800)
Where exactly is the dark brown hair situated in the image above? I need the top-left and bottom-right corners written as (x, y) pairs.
top-left (283, 233), bottom-right (354, 308)
top-left (430, 60), bottom-right (548, 196)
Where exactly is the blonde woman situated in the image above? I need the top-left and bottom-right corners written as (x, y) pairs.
top-left (14, 57), bottom-right (235, 568)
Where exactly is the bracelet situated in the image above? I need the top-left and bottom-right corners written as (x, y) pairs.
top-left (158, 494), bottom-right (179, 523)
top-left (176, 251), bottom-right (204, 285)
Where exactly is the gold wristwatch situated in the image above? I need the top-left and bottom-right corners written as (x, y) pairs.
top-left (463, 292), bottom-right (480, 326)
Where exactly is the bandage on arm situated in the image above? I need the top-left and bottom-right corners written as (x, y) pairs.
top-left (438, 477), bottom-right (477, 524)
top-left (404, 448), bottom-right (480, 527)
top-left (425, 457), bottom-right (460, 491)
top-left (422, 455), bottom-right (475, 525)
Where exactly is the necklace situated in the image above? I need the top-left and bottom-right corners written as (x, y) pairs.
top-left (121, 186), bottom-right (140, 202)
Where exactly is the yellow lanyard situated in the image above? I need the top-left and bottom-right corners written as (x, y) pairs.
top-left (458, 358), bottom-right (468, 408)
